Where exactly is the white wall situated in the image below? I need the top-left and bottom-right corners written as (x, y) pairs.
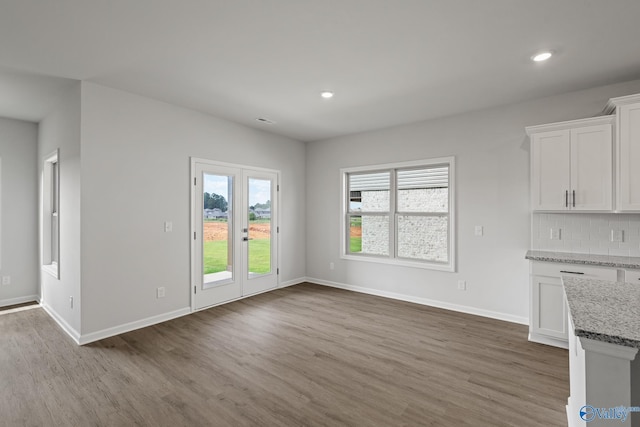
top-left (0, 117), bottom-right (38, 306)
top-left (38, 83), bottom-right (82, 336)
top-left (79, 82), bottom-right (306, 336)
top-left (306, 79), bottom-right (640, 323)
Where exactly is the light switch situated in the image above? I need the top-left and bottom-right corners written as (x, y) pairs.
top-left (164, 221), bottom-right (173, 232)
top-left (475, 226), bottom-right (483, 236)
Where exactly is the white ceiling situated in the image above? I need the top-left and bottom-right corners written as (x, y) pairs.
top-left (1, 0), bottom-right (640, 142)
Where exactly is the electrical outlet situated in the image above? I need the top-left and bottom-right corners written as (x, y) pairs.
top-left (611, 229), bottom-right (624, 242)
top-left (2, 276), bottom-right (10, 286)
top-left (550, 228), bottom-right (561, 240)
top-left (457, 280), bottom-right (466, 291)
top-left (157, 287), bottom-right (165, 298)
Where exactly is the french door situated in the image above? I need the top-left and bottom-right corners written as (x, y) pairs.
top-left (191, 159), bottom-right (279, 310)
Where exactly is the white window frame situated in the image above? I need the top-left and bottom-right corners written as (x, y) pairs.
top-left (42, 149), bottom-right (60, 279)
top-left (340, 157), bottom-right (456, 272)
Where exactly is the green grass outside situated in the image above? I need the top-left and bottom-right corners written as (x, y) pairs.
top-left (203, 240), bottom-right (229, 274)
top-left (350, 217), bottom-right (362, 253)
top-left (247, 239), bottom-right (271, 274)
top-left (203, 239), bottom-right (271, 274)
top-left (350, 237), bottom-right (362, 253)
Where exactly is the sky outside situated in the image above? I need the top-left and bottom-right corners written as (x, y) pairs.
top-left (204, 174), bottom-right (271, 207)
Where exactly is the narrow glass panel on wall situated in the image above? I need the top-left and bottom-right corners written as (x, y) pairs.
top-left (51, 161), bottom-right (59, 264)
top-left (203, 173), bottom-right (233, 288)
top-left (248, 178), bottom-right (272, 276)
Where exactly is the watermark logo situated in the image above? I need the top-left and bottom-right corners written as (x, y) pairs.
top-left (580, 405), bottom-right (640, 423)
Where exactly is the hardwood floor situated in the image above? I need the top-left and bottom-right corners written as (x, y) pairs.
top-left (0, 301), bottom-right (38, 312)
top-left (0, 283), bottom-right (569, 426)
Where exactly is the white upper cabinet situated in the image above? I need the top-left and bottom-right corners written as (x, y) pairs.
top-left (530, 129), bottom-right (571, 211)
top-left (607, 94), bottom-right (640, 211)
top-left (570, 125), bottom-right (613, 210)
top-left (527, 116), bottom-right (613, 212)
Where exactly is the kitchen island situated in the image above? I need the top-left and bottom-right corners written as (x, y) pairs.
top-left (563, 276), bottom-right (640, 427)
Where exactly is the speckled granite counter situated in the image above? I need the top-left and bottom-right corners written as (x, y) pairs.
top-left (526, 250), bottom-right (640, 269)
top-left (563, 276), bottom-right (640, 349)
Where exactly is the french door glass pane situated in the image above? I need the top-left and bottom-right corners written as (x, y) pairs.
top-left (203, 173), bottom-right (233, 288)
top-left (397, 215), bottom-right (448, 262)
top-left (248, 178), bottom-right (271, 276)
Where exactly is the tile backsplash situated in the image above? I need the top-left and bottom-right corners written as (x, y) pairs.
top-left (532, 213), bottom-right (640, 257)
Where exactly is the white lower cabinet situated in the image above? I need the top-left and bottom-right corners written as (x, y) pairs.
top-left (529, 262), bottom-right (618, 348)
top-left (531, 275), bottom-right (567, 346)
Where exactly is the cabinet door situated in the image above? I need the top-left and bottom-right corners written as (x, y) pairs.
top-left (570, 124), bottom-right (612, 211)
top-left (618, 103), bottom-right (640, 211)
top-left (531, 275), bottom-right (567, 341)
top-left (531, 130), bottom-right (571, 211)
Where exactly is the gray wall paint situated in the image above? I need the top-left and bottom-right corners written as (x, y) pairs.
top-left (0, 117), bottom-right (38, 306)
top-left (80, 82), bottom-right (307, 335)
top-left (306, 79), bottom-right (640, 322)
top-left (38, 82), bottom-right (82, 334)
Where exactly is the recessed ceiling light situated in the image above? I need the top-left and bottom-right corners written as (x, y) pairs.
top-left (321, 91), bottom-right (334, 99)
top-left (256, 117), bottom-right (275, 125)
top-left (532, 51), bottom-right (553, 62)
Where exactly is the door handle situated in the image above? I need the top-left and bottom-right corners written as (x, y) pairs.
top-left (243, 237), bottom-right (253, 241)
top-left (565, 190), bottom-right (568, 208)
top-left (572, 190), bottom-right (576, 208)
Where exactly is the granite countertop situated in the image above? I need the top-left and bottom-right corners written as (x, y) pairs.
top-left (526, 250), bottom-right (640, 269)
top-left (563, 276), bottom-right (640, 349)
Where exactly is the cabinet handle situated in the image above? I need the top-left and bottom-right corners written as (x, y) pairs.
top-left (560, 270), bottom-right (585, 275)
top-left (565, 190), bottom-right (569, 208)
top-left (572, 190), bottom-right (576, 207)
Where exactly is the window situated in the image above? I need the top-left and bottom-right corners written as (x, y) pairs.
top-left (42, 150), bottom-right (59, 278)
top-left (342, 157), bottom-right (455, 271)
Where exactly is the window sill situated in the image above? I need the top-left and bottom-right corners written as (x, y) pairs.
top-left (341, 253), bottom-right (455, 272)
top-left (42, 264), bottom-right (59, 279)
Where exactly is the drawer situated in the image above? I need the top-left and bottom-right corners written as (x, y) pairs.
top-left (624, 269), bottom-right (640, 283)
top-left (531, 261), bottom-right (618, 281)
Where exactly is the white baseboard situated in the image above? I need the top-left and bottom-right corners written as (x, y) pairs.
top-left (41, 302), bottom-right (81, 344)
top-left (0, 294), bottom-right (39, 308)
top-left (528, 332), bottom-right (569, 349)
top-left (70, 279), bottom-right (304, 345)
top-left (306, 277), bottom-right (529, 326)
top-left (278, 277), bottom-right (307, 289)
top-left (78, 307), bottom-right (192, 345)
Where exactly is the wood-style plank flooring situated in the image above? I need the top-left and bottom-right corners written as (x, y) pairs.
top-left (0, 283), bottom-right (569, 426)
